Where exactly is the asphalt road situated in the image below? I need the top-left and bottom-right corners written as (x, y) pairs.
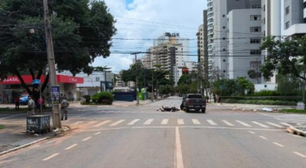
top-left (0, 96), bottom-right (306, 168)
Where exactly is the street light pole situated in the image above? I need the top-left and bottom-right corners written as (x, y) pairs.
top-left (43, 0), bottom-right (61, 128)
top-left (131, 52), bottom-right (140, 106)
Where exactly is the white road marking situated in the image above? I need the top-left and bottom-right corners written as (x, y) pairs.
top-left (87, 121), bottom-right (97, 125)
top-left (42, 153), bottom-right (59, 161)
top-left (290, 134), bottom-right (301, 138)
top-left (94, 132), bottom-right (101, 135)
top-left (222, 120), bottom-right (234, 126)
top-left (266, 122), bottom-right (284, 128)
top-left (280, 122), bottom-right (292, 127)
top-left (207, 120), bottom-right (217, 125)
top-left (175, 127), bottom-right (184, 168)
top-left (236, 120), bottom-right (251, 127)
top-left (109, 120), bottom-right (125, 126)
top-left (82, 137), bottom-right (92, 141)
top-left (259, 136), bottom-right (267, 140)
top-left (293, 152), bottom-right (306, 158)
top-left (144, 119), bottom-right (154, 125)
top-left (192, 119), bottom-right (201, 125)
top-left (252, 121), bottom-right (269, 128)
top-left (273, 142), bottom-right (284, 148)
top-left (72, 121), bottom-right (84, 125)
top-left (161, 119), bottom-right (169, 125)
top-left (93, 120), bottom-right (111, 128)
top-left (127, 119), bottom-right (140, 125)
top-left (249, 131), bottom-right (255, 134)
top-left (65, 144), bottom-right (78, 150)
top-left (177, 119), bottom-right (184, 125)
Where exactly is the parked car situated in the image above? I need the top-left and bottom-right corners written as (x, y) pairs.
top-left (19, 94), bottom-right (29, 105)
top-left (180, 93), bottom-right (206, 113)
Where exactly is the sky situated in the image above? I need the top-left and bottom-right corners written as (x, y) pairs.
top-left (91, 0), bottom-right (207, 74)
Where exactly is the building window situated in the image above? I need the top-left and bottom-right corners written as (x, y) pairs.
top-left (285, 6), bottom-right (289, 15)
top-left (223, 37), bottom-right (226, 40)
top-left (250, 50), bottom-right (261, 55)
top-left (96, 77), bottom-right (100, 81)
top-left (285, 21), bottom-right (290, 29)
top-left (263, 5), bottom-right (265, 12)
top-left (250, 27), bottom-right (261, 32)
top-left (223, 14), bottom-right (225, 17)
top-left (250, 38), bottom-right (261, 43)
top-left (250, 15), bottom-right (261, 21)
top-left (252, 5), bottom-right (261, 9)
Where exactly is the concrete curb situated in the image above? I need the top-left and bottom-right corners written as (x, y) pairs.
top-left (0, 137), bottom-right (48, 156)
top-left (286, 126), bottom-right (306, 137)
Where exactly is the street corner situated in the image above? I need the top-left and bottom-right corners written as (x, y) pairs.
top-left (287, 126), bottom-right (306, 137)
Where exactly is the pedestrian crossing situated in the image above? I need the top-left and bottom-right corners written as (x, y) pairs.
top-left (75, 119), bottom-right (292, 129)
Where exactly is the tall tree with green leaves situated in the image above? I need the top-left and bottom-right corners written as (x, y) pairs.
top-left (0, 0), bottom-right (116, 98)
top-left (260, 35), bottom-right (306, 81)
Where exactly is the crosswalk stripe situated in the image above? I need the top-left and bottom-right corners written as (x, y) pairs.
top-left (222, 120), bottom-right (234, 126)
top-left (144, 119), bottom-right (154, 125)
top-left (207, 120), bottom-right (217, 125)
top-left (236, 120), bottom-right (251, 127)
top-left (252, 121), bottom-right (269, 128)
top-left (127, 119), bottom-right (140, 125)
top-left (109, 120), bottom-right (125, 126)
top-left (266, 122), bottom-right (284, 128)
top-left (192, 119), bottom-right (201, 125)
top-left (178, 119), bottom-right (184, 125)
top-left (161, 119), bottom-right (169, 125)
top-left (87, 121), bottom-right (98, 125)
top-left (93, 120), bottom-right (111, 127)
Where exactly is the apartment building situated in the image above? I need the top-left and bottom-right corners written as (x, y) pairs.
top-left (283, 0), bottom-right (306, 38)
top-left (141, 33), bottom-right (190, 85)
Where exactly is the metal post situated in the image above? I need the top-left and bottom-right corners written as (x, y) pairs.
top-left (131, 52), bottom-right (139, 106)
top-left (43, 0), bottom-right (61, 128)
top-left (151, 73), bottom-right (154, 101)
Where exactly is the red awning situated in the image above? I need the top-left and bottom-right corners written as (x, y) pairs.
top-left (0, 75), bottom-right (84, 84)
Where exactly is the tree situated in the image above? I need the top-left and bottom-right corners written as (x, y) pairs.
top-left (260, 35), bottom-right (306, 81)
top-left (276, 74), bottom-right (301, 95)
top-left (0, 0), bottom-right (116, 99)
top-left (248, 69), bottom-right (261, 84)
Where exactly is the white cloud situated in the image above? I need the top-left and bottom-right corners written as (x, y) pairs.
top-left (95, 0), bottom-right (207, 73)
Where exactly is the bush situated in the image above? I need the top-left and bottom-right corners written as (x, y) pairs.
top-left (82, 95), bottom-right (91, 103)
top-left (253, 90), bottom-right (280, 96)
top-left (92, 92), bottom-right (114, 105)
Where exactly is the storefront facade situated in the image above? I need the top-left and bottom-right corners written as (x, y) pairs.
top-left (0, 75), bottom-right (83, 103)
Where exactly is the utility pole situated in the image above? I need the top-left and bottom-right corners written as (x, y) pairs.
top-left (43, 0), bottom-right (61, 128)
top-left (131, 52), bottom-right (140, 106)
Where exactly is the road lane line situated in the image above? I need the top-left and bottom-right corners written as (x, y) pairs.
top-left (252, 121), bottom-right (269, 128)
top-left (87, 121), bottom-right (97, 125)
top-left (94, 132), bottom-right (101, 135)
top-left (207, 120), bottom-right (217, 125)
top-left (0, 114), bottom-right (24, 120)
top-left (93, 120), bottom-right (111, 128)
top-left (161, 119), bottom-right (169, 125)
top-left (144, 119), bottom-right (154, 125)
top-left (222, 120), bottom-right (234, 126)
top-left (109, 120), bottom-right (125, 126)
top-left (127, 119), bottom-right (140, 125)
top-left (72, 121), bottom-right (84, 125)
top-left (192, 119), bottom-right (201, 125)
top-left (175, 127), bottom-right (184, 168)
top-left (236, 120), bottom-right (251, 127)
top-left (259, 136), bottom-right (267, 140)
top-left (280, 122), bottom-right (292, 127)
top-left (42, 153), bottom-right (59, 161)
top-left (65, 144), bottom-right (78, 150)
top-left (177, 119), bottom-right (184, 125)
top-left (249, 131), bottom-right (255, 134)
top-left (82, 137), bottom-right (92, 141)
top-left (293, 152), bottom-right (306, 158)
top-left (266, 122), bottom-right (284, 128)
top-left (273, 142), bottom-right (284, 148)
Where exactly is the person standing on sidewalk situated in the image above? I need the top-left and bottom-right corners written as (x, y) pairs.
top-left (60, 97), bottom-right (69, 120)
top-left (27, 96), bottom-right (35, 115)
top-left (14, 95), bottom-right (20, 110)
